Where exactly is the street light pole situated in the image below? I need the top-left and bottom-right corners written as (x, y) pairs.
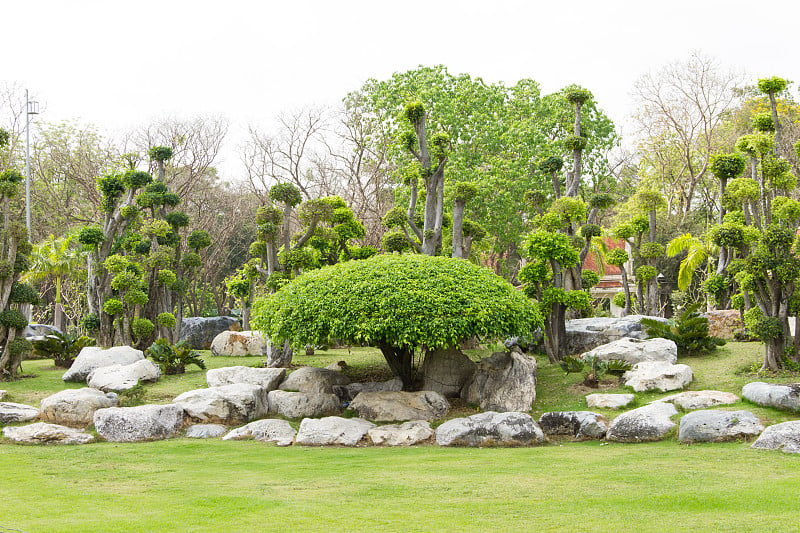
top-left (25, 89), bottom-right (39, 238)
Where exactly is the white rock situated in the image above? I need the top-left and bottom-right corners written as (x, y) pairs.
top-left (586, 393), bottom-right (635, 409)
top-left (606, 402), bottom-right (678, 442)
top-left (659, 390), bottom-right (739, 410)
top-left (565, 315), bottom-right (667, 353)
top-left (751, 421), bottom-right (800, 453)
top-left (623, 361), bottom-right (693, 392)
top-left (295, 416), bottom-right (375, 446)
top-left (210, 330), bottom-right (268, 356)
top-left (368, 420), bottom-right (434, 446)
top-left (40, 388), bottom-right (118, 426)
top-left (741, 382), bottom-right (800, 412)
top-left (349, 391), bottom-right (449, 422)
top-left (343, 379), bottom-right (403, 401)
top-left (0, 402), bottom-right (40, 423)
top-left (279, 367), bottom-right (351, 394)
top-left (222, 419), bottom-right (296, 446)
top-left (538, 411), bottom-right (608, 440)
top-left (436, 411), bottom-right (545, 447)
top-left (62, 346), bottom-right (144, 382)
top-left (678, 410), bottom-right (763, 443)
top-left (86, 360), bottom-right (160, 392)
top-left (2, 422), bottom-right (94, 444)
top-left (581, 337), bottom-right (677, 365)
top-left (173, 383), bottom-right (269, 424)
top-left (460, 349), bottom-right (537, 412)
top-left (206, 366), bottom-right (285, 390)
top-left (93, 404), bottom-right (185, 442)
top-left (186, 424), bottom-right (228, 438)
top-left (267, 390), bottom-right (341, 418)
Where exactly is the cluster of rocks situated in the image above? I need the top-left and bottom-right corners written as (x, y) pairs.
top-left (62, 346), bottom-right (160, 392)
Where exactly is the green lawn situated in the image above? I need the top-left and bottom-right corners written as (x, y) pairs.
top-left (1, 342), bottom-right (800, 532)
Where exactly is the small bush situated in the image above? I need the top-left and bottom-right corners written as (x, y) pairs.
top-left (641, 303), bottom-right (725, 356)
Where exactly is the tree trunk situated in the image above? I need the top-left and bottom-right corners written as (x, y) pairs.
top-left (543, 303), bottom-right (567, 363)
top-left (452, 200), bottom-right (465, 259)
top-left (378, 342), bottom-right (416, 390)
top-left (763, 336), bottom-right (785, 371)
top-left (620, 266), bottom-right (632, 316)
top-left (265, 340), bottom-right (293, 368)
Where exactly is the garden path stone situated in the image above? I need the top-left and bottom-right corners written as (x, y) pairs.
top-left (586, 393), bottom-right (634, 409)
top-left (751, 421), bottom-right (800, 453)
top-left (581, 337), bottom-right (677, 365)
top-left (565, 315), bottom-right (667, 354)
top-left (2, 422), bottom-right (94, 444)
top-left (178, 316), bottom-right (238, 350)
top-left (295, 416), bottom-right (375, 446)
top-left (279, 367), bottom-right (350, 394)
top-left (267, 390), bottom-right (341, 418)
top-left (436, 411), bottom-right (545, 447)
top-left (206, 366), bottom-right (285, 390)
top-left (174, 383), bottom-right (269, 424)
top-left (62, 346), bottom-right (144, 382)
top-left (349, 391), bottom-right (449, 422)
top-left (86, 359), bottom-right (161, 392)
top-left (94, 404), bottom-right (185, 442)
top-left (210, 330), bottom-right (268, 356)
top-left (741, 382), bottom-right (800, 412)
top-left (659, 390), bottom-right (739, 410)
top-left (623, 361), bottom-right (693, 392)
top-left (186, 424), bottom-right (228, 438)
top-left (460, 349), bottom-right (537, 412)
top-left (606, 402), bottom-right (678, 442)
top-left (222, 419), bottom-right (296, 446)
top-left (421, 346), bottom-right (477, 397)
top-left (538, 411), bottom-right (608, 440)
top-left (40, 388), bottom-right (118, 426)
top-left (368, 420), bottom-right (434, 446)
top-left (0, 402), bottom-right (40, 423)
top-left (678, 410), bottom-right (763, 443)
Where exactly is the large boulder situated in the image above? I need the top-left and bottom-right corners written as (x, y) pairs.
top-left (460, 349), bottom-right (537, 412)
top-left (173, 384), bottom-right (269, 424)
top-left (606, 402), bottom-right (678, 442)
top-left (295, 416), bottom-right (375, 446)
top-left (705, 309), bottom-right (743, 340)
top-left (222, 419), bottom-right (297, 446)
top-left (585, 393), bottom-right (635, 409)
top-left (2, 422), bottom-right (94, 444)
top-left (565, 315), bottom-right (666, 354)
top-left (178, 316), bottom-right (239, 350)
top-left (210, 330), bottom-right (267, 357)
top-left (279, 367), bottom-right (351, 394)
top-left (436, 411), bottom-right (545, 447)
top-left (40, 388), bottom-right (118, 426)
top-left (186, 424), bottom-right (228, 439)
top-left (86, 360), bottom-right (161, 392)
top-left (267, 390), bottom-right (341, 418)
top-left (659, 390), bottom-right (739, 410)
top-left (349, 391), bottom-right (449, 422)
top-left (368, 420), bottom-right (434, 446)
top-left (421, 347), bottom-right (477, 397)
top-left (581, 337), bottom-right (677, 365)
top-left (751, 421), bottom-right (800, 454)
top-left (623, 361), bottom-right (693, 392)
top-left (538, 411), bottom-right (608, 440)
top-left (93, 404), bottom-right (185, 442)
top-left (0, 402), bottom-right (40, 423)
top-left (741, 382), bottom-right (800, 412)
top-left (206, 366), bottom-right (285, 390)
top-left (62, 346), bottom-right (144, 382)
top-left (340, 378), bottom-right (403, 402)
top-left (678, 410), bottom-right (763, 443)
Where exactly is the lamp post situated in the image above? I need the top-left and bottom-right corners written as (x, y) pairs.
top-left (25, 89), bottom-right (39, 237)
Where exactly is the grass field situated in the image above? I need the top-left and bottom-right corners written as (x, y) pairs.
top-left (1, 342), bottom-right (800, 532)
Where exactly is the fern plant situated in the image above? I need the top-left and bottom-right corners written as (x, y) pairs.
top-left (641, 303), bottom-right (725, 356)
top-left (559, 355), bottom-right (632, 388)
top-left (31, 330), bottom-right (96, 369)
top-left (146, 339), bottom-right (206, 375)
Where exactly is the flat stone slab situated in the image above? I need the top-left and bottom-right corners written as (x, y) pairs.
top-left (538, 411), bottom-right (608, 440)
top-left (349, 391), bottom-right (449, 422)
top-left (436, 411), bottom-right (545, 447)
top-left (368, 420), bottom-right (434, 446)
top-left (2, 422), bottom-right (94, 444)
top-left (0, 402), bottom-right (40, 424)
top-left (86, 359), bottom-right (161, 392)
top-left (173, 383), bottom-right (269, 424)
top-left (93, 404), bottom-right (185, 442)
top-left (267, 390), bottom-right (340, 419)
top-left (222, 419), bottom-right (296, 446)
top-left (295, 416), bottom-right (375, 446)
top-left (742, 382), bottom-right (800, 412)
top-left (678, 410), bottom-right (763, 443)
top-left (186, 424), bottom-right (228, 438)
top-left (211, 330), bottom-right (268, 356)
top-left (586, 393), bottom-right (635, 409)
top-left (62, 346), bottom-right (144, 382)
top-left (581, 337), bottom-right (677, 365)
top-left (341, 378), bottom-right (403, 402)
top-left (751, 421), bottom-right (800, 454)
top-left (40, 388), bottom-right (118, 426)
top-left (623, 361), bottom-right (693, 392)
top-left (565, 315), bottom-right (666, 354)
top-left (206, 366), bottom-right (286, 390)
top-left (606, 402), bottom-right (678, 443)
top-left (659, 390), bottom-right (739, 410)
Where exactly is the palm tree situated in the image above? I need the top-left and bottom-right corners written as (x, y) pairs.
top-left (666, 233), bottom-right (710, 292)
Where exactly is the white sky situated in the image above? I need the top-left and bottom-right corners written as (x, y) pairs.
top-left (5, 0), bottom-right (800, 179)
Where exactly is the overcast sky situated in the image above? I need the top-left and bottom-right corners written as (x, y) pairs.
top-left (5, 0), bottom-right (800, 179)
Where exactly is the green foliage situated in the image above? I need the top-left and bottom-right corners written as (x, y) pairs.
top-left (9, 282), bottom-right (38, 304)
top-left (632, 190), bottom-right (666, 212)
top-left (348, 246), bottom-right (379, 261)
top-left (539, 156), bottom-right (563, 173)
top-left (757, 76), bottom-right (788, 95)
top-left (0, 309), bottom-right (27, 330)
top-left (563, 135), bottom-right (587, 151)
top-left (270, 182), bottom-right (302, 207)
top-left (772, 196), bottom-right (800, 226)
top-left (404, 101), bottom-right (425, 124)
top-left (124, 289), bottom-right (149, 307)
top-left (123, 170), bottom-right (152, 190)
top-left (636, 265), bottom-right (657, 282)
top-left (103, 298), bottom-right (124, 316)
top-left (751, 113), bottom-right (775, 133)
top-left (588, 193), bottom-right (615, 210)
top-left (131, 318), bottom-right (155, 341)
top-left (452, 182), bottom-right (478, 203)
top-left (710, 153), bottom-right (746, 180)
top-left (187, 230), bottom-right (212, 251)
top-left (97, 174), bottom-right (127, 213)
top-left (148, 146), bottom-right (173, 162)
top-left (639, 242), bottom-right (665, 259)
top-left (381, 231), bottom-right (411, 253)
top-left (736, 132), bottom-right (773, 156)
top-left (0, 169), bottom-right (23, 184)
top-left (181, 252), bottom-right (202, 270)
top-left (77, 226), bottom-right (105, 247)
top-left (612, 292), bottom-right (634, 308)
top-left (702, 272), bottom-right (727, 301)
top-left (266, 271), bottom-right (290, 292)
top-left (462, 218), bottom-right (486, 240)
top-left (565, 86), bottom-right (592, 105)
top-left (31, 330), bottom-right (96, 368)
top-left (581, 270), bottom-right (600, 290)
top-left (606, 248), bottom-right (629, 267)
top-left (157, 269), bottom-right (177, 287)
top-left (165, 211), bottom-right (190, 228)
top-left (641, 304), bottom-right (725, 356)
top-left (526, 231), bottom-right (579, 268)
top-left (146, 339), bottom-right (205, 375)
top-left (549, 197), bottom-right (587, 225)
top-left (708, 224), bottom-right (745, 248)
top-left (7, 337), bottom-right (33, 357)
top-left (256, 205), bottom-right (282, 225)
top-left (0, 128), bottom-right (9, 147)
top-left (743, 307), bottom-right (782, 341)
top-left (579, 224), bottom-right (601, 239)
top-left (157, 312), bottom-right (177, 329)
top-left (0, 260), bottom-right (12, 279)
top-left (226, 275), bottom-right (251, 299)
top-left (82, 313), bottom-right (100, 332)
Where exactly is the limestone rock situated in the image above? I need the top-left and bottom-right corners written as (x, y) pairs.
top-left (93, 404), bottom-right (185, 442)
top-left (436, 411), bottom-right (545, 447)
top-left (751, 421), bottom-right (800, 453)
top-left (173, 383), bottom-right (269, 424)
top-left (206, 366), bottom-right (285, 390)
top-left (40, 388), bottom-right (118, 426)
top-left (565, 315), bottom-right (667, 354)
top-left (2, 422), bottom-right (94, 444)
top-left (349, 391), bottom-right (449, 422)
top-left (222, 419), bottom-right (296, 446)
top-left (606, 402), bottom-right (678, 442)
top-left (86, 360), bottom-right (161, 392)
top-left (581, 337), bottom-right (677, 365)
top-left (678, 410), bottom-right (763, 443)
top-left (421, 347), bottom-right (477, 397)
top-left (460, 349), bottom-right (537, 412)
top-left (325, 361), bottom-right (348, 372)
top-left (623, 361), bottom-right (693, 392)
top-left (295, 416), bottom-right (375, 446)
top-left (538, 411), bottom-right (608, 440)
top-left (211, 330), bottom-right (268, 357)
top-left (586, 393), bottom-right (635, 409)
top-left (62, 346), bottom-right (144, 382)
top-left (704, 310), bottom-right (743, 340)
top-left (267, 390), bottom-right (341, 418)
top-left (340, 378), bottom-right (403, 402)
top-left (0, 402), bottom-right (40, 423)
top-left (186, 424), bottom-right (228, 438)
top-left (659, 390), bottom-right (739, 410)
top-left (368, 420), bottom-right (434, 446)
top-left (279, 367), bottom-right (350, 394)
top-left (178, 316), bottom-right (239, 350)
top-left (741, 382), bottom-right (800, 412)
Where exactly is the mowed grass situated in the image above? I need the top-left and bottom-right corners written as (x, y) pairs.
top-left (2, 341), bottom-right (800, 532)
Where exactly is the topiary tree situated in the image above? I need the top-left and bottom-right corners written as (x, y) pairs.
top-left (451, 181), bottom-right (478, 259)
top-left (252, 254), bottom-right (542, 389)
top-left (757, 76), bottom-right (788, 156)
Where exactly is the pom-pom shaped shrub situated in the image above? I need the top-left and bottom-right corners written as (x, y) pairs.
top-left (157, 269), bottom-right (177, 287)
top-left (148, 146), bottom-right (173, 162)
top-left (404, 101), bottom-right (425, 124)
top-left (157, 312), bottom-right (177, 329)
top-left (539, 156), bottom-right (564, 174)
top-left (565, 86), bottom-right (592, 105)
top-left (381, 231), bottom-right (410, 253)
top-left (132, 317), bottom-right (155, 340)
top-left (0, 309), bottom-right (28, 330)
top-left (452, 182), bottom-right (478, 203)
top-left (103, 298), bottom-right (124, 316)
top-left (181, 252), bottom-right (202, 270)
top-left (639, 242), bottom-right (665, 259)
top-left (124, 170), bottom-right (153, 189)
top-left (708, 224), bottom-right (745, 248)
top-left (187, 230), bottom-right (212, 251)
top-left (580, 223), bottom-right (601, 239)
top-left (710, 153), bottom-right (746, 180)
top-left (588, 193), bottom-right (615, 210)
top-left (270, 182), bottom-right (302, 207)
top-left (636, 265), bottom-right (657, 282)
top-left (751, 113), bottom-right (775, 133)
top-left (581, 270), bottom-right (600, 290)
top-left (97, 174), bottom-right (126, 213)
top-left (165, 211), bottom-right (190, 228)
top-left (9, 282), bottom-right (39, 305)
top-left (757, 76), bottom-right (788, 95)
top-left (563, 135), bottom-right (588, 151)
top-left (256, 205), bottom-right (282, 225)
